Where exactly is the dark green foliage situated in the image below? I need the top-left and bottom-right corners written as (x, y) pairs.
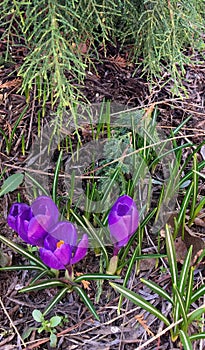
top-left (1, 0), bottom-right (205, 109)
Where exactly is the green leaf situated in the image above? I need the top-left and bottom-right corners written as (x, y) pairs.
top-left (0, 173), bottom-right (24, 196)
top-left (189, 154), bottom-right (198, 221)
top-left (179, 330), bottom-right (192, 350)
top-left (70, 209), bottom-right (109, 267)
top-left (178, 246), bottom-right (192, 295)
top-left (32, 309), bottom-right (43, 322)
top-left (165, 225), bottom-right (178, 286)
top-left (22, 327), bottom-right (37, 340)
top-left (191, 284), bottom-right (205, 304)
top-left (185, 266), bottom-right (194, 312)
top-left (49, 333), bottom-right (57, 348)
top-left (19, 280), bottom-right (67, 293)
top-left (189, 333), bottom-right (205, 341)
top-left (74, 273), bottom-right (119, 283)
top-left (140, 278), bottom-right (173, 304)
top-left (101, 166), bottom-right (120, 204)
top-left (110, 282), bottom-right (170, 326)
top-left (187, 306), bottom-right (205, 325)
top-left (175, 183), bottom-right (193, 237)
top-left (118, 241), bottom-right (140, 314)
top-left (82, 215), bottom-right (109, 267)
top-left (192, 196), bottom-right (205, 225)
top-left (73, 285), bottom-right (100, 321)
top-left (52, 149), bottom-right (63, 203)
top-left (50, 316), bottom-right (61, 328)
top-left (30, 270), bottom-right (53, 285)
top-left (173, 285), bottom-right (188, 325)
top-left (0, 234), bottom-right (49, 270)
top-left (0, 265), bottom-right (46, 272)
top-left (43, 287), bottom-right (69, 316)
top-left (25, 173), bottom-right (49, 196)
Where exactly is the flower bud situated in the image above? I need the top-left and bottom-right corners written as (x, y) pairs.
top-left (108, 195), bottom-right (139, 252)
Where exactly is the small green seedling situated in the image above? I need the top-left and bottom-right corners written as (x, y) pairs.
top-left (32, 309), bottom-right (62, 348)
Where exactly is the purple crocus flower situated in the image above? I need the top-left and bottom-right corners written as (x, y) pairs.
top-left (39, 221), bottom-right (89, 270)
top-left (27, 196), bottom-right (59, 246)
top-left (108, 195), bottom-right (139, 254)
top-left (7, 196), bottom-right (59, 246)
top-left (7, 203), bottom-right (33, 244)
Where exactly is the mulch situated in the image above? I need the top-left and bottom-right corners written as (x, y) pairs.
top-left (0, 40), bottom-right (205, 350)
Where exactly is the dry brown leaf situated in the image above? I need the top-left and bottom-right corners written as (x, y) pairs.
top-left (135, 314), bottom-right (154, 336)
top-left (0, 78), bottom-right (22, 89)
top-left (143, 104), bottom-right (155, 121)
top-left (174, 237), bottom-right (188, 264)
top-left (108, 55), bottom-right (127, 68)
top-left (139, 258), bottom-right (156, 271)
top-left (184, 224), bottom-right (205, 264)
top-left (75, 272), bottom-right (91, 290)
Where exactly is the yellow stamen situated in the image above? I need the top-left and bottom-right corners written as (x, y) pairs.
top-left (56, 240), bottom-right (64, 248)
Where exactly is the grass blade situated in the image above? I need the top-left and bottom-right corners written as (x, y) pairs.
top-left (185, 266), bottom-right (194, 312)
top-left (52, 149), bottom-right (63, 203)
top-left (165, 225), bottom-right (178, 286)
top-left (141, 278), bottom-right (173, 304)
top-left (179, 330), bottom-right (192, 350)
top-left (101, 166), bottom-right (120, 205)
top-left (25, 173), bottom-right (49, 196)
top-left (117, 241), bottom-right (140, 314)
top-left (179, 160), bottom-right (205, 188)
top-left (0, 265), bottom-right (45, 272)
top-left (189, 333), bottom-right (205, 341)
top-left (173, 284), bottom-right (188, 326)
top-left (191, 285), bottom-right (205, 304)
top-left (187, 306), bottom-right (205, 325)
top-left (191, 195), bottom-right (205, 225)
top-left (178, 246), bottom-right (192, 295)
top-left (82, 215), bottom-right (109, 267)
top-left (189, 154), bottom-right (198, 220)
top-left (0, 234), bottom-right (49, 270)
top-left (43, 287), bottom-right (69, 316)
top-left (74, 273), bottom-right (119, 283)
top-left (19, 280), bottom-right (67, 293)
top-left (73, 285), bottom-right (100, 321)
top-left (110, 282), bottom-right (170, 326)
top-left (7, 105), bottom-right (29, 154)
top-left (30, 270), bottom-right (53, 284)
top-left (174, 183), bottom-right (193, 237)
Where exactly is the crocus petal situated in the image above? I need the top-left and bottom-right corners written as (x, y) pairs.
top-left (108, 195), bottom-right (139, 249)
top-left (7, 203), bottom-right (31, 232)
top-left (49, 221), bottom-right (77, 247)
top-left (39, 248), bottom-right (65, 270)
top-left (71, 234), bottom-right (88, 265)
top-left (54, 243), bottom-right (72, 266)
top-left (43, 234), bottom-right (58, 252)
top-left (31, 196), bottom-right (59, 231)
top-left (108, 195), bottom-right (134, 225)
top-left (27, 215), bottom-right (51, 246)
top-left (16, 208), bottom-right (34, 244)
